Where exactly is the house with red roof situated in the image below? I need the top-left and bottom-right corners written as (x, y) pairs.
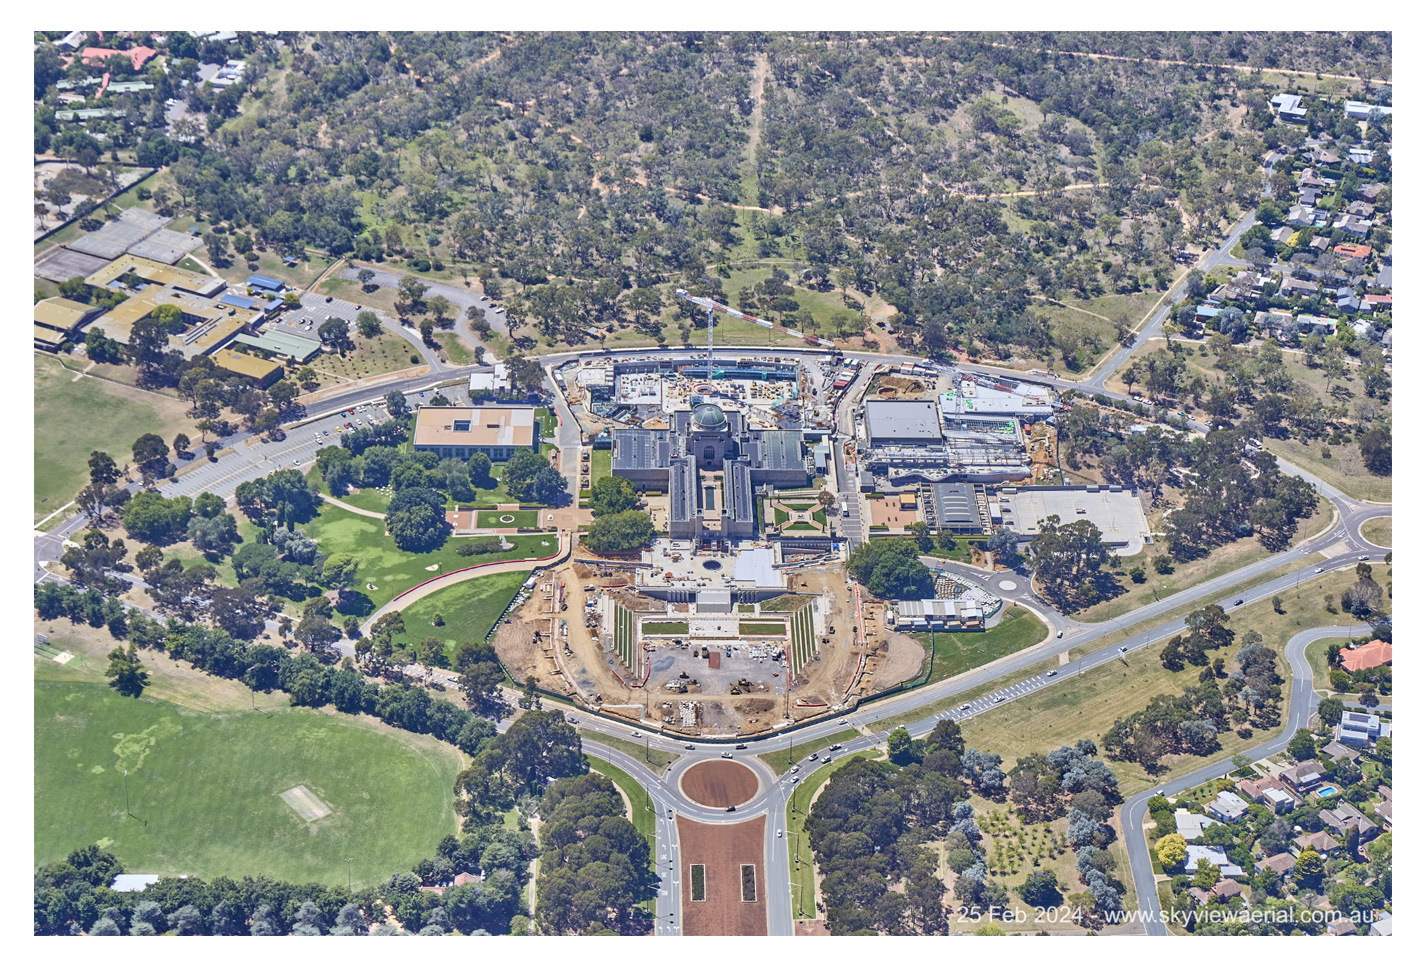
top-left (1340, 639), bottom-right (1391, 673)
top-left (81, 46), bottom-right (157, 71)
top-left (1333, 243), bottom-right (1372, 260)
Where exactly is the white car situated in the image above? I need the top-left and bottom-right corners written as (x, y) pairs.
top-left (777, 830), bottom-right (783, 839)
top-left (1314, 567), bottom-right (1324, 574)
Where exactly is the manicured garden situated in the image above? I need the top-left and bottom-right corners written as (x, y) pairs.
top-left (916, 606), bottom-right (1047, 684)
top-left (476, 509), bottom-right (538, 529)
top-left (305, 502), bottom-right (558, 612)
top-left (394, 569), bottom-right (534, 660)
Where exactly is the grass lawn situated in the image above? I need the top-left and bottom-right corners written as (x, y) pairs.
top-left (434, 332), bottom-right (476, 365)
top-left (476, 509), bottom-right (538, 529)
top-left (918, 607), bottom-right (1048, 685)
top-left (1359, 516), bottom-right (1391, 548)
top-left (1073, 496), bottom-right (1332, 622)
top-left (1305, 637), bottom-right (1357, 699)
top-left (774, 508), bottom-right (789, 527)
top-left (739, 622), bottom-right (786, 635)
top-left (34, 675), bottom-right (461, 887)
top-left (395, 569), bottom-right (532, 662)
top-left (338, 488), bottom-right (391, 513)
top-left (959, 568), bottom-right (1386, 795)
top-left (757, 728), bottom-right (858, 773)
top-left (922, 538), bottom-right (987, 564)
top-left (579, 731), bottom-right (677, 772)
top-left (210, 249), bottom-right (335, 290)
top-left (307, 333), bottom-right (420, 388)
top-left (34, 354), bottom-right (203, 523)
top-left (587, 448), bottom-right (612, 489)
top-left (305, 502), bottom-right (558, 613)
top-left (642, 621), bottom-right (689, 635)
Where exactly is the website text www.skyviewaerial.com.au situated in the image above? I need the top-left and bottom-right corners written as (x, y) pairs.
top-left (956, 905), bottom-right (1376, 929)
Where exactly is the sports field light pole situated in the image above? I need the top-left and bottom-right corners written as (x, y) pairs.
top-left (346, 857), bottom-right (353, 891)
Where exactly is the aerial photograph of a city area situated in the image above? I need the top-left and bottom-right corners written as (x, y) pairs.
top-left (29, 18), bottom-right (1397, 948)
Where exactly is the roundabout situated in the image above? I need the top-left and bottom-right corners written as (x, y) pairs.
top-left (679, 759), bottom-right (761, 808)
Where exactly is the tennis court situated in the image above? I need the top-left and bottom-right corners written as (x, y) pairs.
top-left (129, 228), bottom-right (201, 264)
top-left (34, 247), bottom-right (109, 282)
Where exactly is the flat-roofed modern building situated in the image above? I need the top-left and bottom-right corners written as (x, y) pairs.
top-left (34, 297), bottom-right (104, 350)
top-left (413, 406), bottom-right (538, 460)
top-left (86, 254), bottom-right (226, 298)
top-left (864, 400), bottom-right (943, 445)
top-left (212, 347), bottom-right (283, 387)
top-left (232, 330), bottom-right (322, 364)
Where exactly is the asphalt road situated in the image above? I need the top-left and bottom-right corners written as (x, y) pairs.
top-left (1118, 624), bottom-right (1372, 936)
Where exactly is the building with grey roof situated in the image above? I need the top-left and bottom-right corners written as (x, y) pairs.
top-left (1271, 93), bottom-right (1307, 121)
top-left (996, 485), bottom-right (1150, 554)
top-left (613, 402), bottom-right (809, 544)
top-left (922, 482), bottom-right (984, 533)
top-left (864, 400), bottom-right (943, 445)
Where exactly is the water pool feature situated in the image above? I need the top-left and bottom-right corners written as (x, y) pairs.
top-left (1316, 785), bottom-right (1340, 798)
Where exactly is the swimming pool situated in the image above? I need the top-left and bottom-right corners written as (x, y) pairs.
top-left (1316, 785), bottom-right (1340, 798)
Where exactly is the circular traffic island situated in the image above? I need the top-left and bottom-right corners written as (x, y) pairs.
top-left (680, 760), bottom-right (760, 808)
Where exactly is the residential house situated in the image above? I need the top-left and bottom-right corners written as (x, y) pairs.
top-left (1292, 830), bottom-right (1340, 856)
top-left (1270, 226), bottom-right (1296, 244)
top-left (1279, 759), bottom-right (1326, 795)
top-left (1297, 168), bottom-right (1329, 189)
top-left (1175, 809), bottom-right (1221, 840)
top-left (1271, 93), bottom-right (1308, 121)
top-left (1374, 786), bottom-right (1392, 830)
top-left (1186, 887), bottom-right (1214, 907)
top-left (1344, 100), bottom-right (1392, 121)
top-left (1370, 915), bottom-right (1392, 937)
top-left (1332, 214), bottom-right (1373, 238)
top-left (417, 871), bottom-right (482, 896)
top-left (1321, 741), bottom-right (1360, 763)
top-left (1349, 319), bottom-right (1377, 341)
top-left (80, 45), bottom-right (157, 71)
top-left (1359, 183), bottom-right (1387, 202)
top-left (1186, 845), bottom-right (1244, 878)
top-left (1345, 200), bottom-right (1376, 219)
top-left (1320, 803), bottom-right (1380, 844)
top-left (1238, 776), bottom-right (1296, 813)
top-left (1308, 235), bottom-right (1330, 251)
top-left (1194, 305), bottom-right (1221, 324)
top-left (1299, 187), bottom-right (1322, 206)
top-left (1255, 853), bottom-right (1297, 875)
top-left (1207, 791), bottom-right (1251, 822)
top-left (1334, 243), bottom-right (1372, 260)
top-left (1340, 639), bottom-right (1391, 673)
top-left (1373, 265), bottom-right (1392, 289)
top-left (1362, 294), bottom-right (1392, 312)
top-left (1382, 330), bottom-right (1393, 355)
top-left (1255, 311), bottom-right (1294, 337)
top-left (1287, 204), bottom-right (1323, 226)
top-left (1334, 710), bottom-right (1389, 749)
top-left (1348, 146), bottom-right (1374, 165)
top-left (1310, 147), bottom-right (1342, 166)
top-left (1293, 314), bottom-right (1337, 336)
top-left (1325, 918), bottom-right (1357, 937)
top-left (1211, 880), bottom-right (1245, 902)
top-left (1279, 276), bottom-right (1321, 297)
top-left (1337, 293), bottom-right (1362, 313)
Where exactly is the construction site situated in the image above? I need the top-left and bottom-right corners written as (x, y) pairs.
top-left (490, 553), bottom-right (921, 737)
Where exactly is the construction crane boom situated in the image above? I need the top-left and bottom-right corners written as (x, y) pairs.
top-left (675, 289), bottom-right (837, 371)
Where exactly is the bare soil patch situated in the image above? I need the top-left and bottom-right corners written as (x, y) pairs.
top-left (681, 760), bottom-right (760, 808)
top-left (677, 815), bottom-right (767, 936)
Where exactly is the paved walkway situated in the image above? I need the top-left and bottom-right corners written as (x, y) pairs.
top-left (322, 494), bottom-right (387, 521)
